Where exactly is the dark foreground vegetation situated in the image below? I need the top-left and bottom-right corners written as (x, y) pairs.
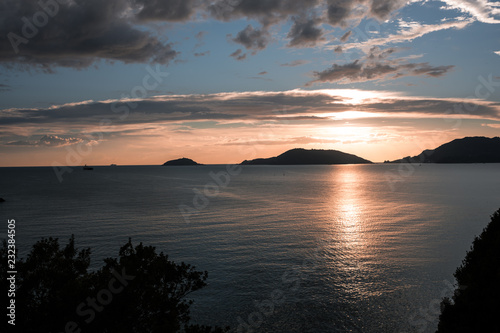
top-left (437, 208), bottom-right (500, 332)
top-left (0, 236), bottom-right (227, 333)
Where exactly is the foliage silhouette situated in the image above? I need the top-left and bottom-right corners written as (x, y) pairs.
top-left (436, 208), bottom-right (500, 332)
top-left (0, 236), bottom-right (228, 333)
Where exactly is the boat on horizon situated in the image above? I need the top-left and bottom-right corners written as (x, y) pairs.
top-left (83, 164), bottom-right (94, 170)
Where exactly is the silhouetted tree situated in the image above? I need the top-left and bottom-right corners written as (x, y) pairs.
top-left (1, 236), bottom-right (227, 333)
top-left (436, 208), bottom-right (500, 332)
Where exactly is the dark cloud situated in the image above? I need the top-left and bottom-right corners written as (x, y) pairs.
top-left (0, 91), bottom-right (343, 129)
top-left (280, 60), bottom-right (310, 67)
top-left (207, 0), bottom-right (320, 26)
top-left (308, 49), bottom-right (455, 85)
top-left (133, 0), bottom-right (197, 22)
top-left (340, 30), bottom-right (352, 42)
top-left (405, 64), bottom-right (455, 77)
top-left (327, 0), bottom-right (406, 26)
top-left (363, 99), bottom-right (500, 118)
top-left (0, 0), bottom-right (178, 71)
top-left (230, 49), bottom-right (246, 60)
top-left (370, 0), bottom-right (406, 20)
top-left (232, 25), bottom-right (269, 51)
top-left (367, 46), bottom-right (398, 60)
top-left (326, 0), bottom-right (358, 26)
top-left (310, 60), bottom-right (363, 83)
top-left (334, 46), bottom-right (343, 53)
top-left (258, 71), bottom-right (268, 75)
top-left (0, 0), bottom-right (414, 71)
top-left (287, 16), bottom-right (325, 47)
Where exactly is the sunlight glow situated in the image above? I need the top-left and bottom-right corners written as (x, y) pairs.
top-left (322, 111), bottom-right (385, 120)
top-left (318, 89), bottom-right (399, 104)
top-left (324, 126), bottom-right (374, 139)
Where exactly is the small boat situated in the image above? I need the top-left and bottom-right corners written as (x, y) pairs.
top-left (110, 164), bottom-right (117, 167)
top-left (83, 164), bottom-right (94, 170)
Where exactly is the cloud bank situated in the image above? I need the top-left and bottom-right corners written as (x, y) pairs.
top-left (3, 0), bottom-right (491, 71)
top-left (1, 89), bottom-right (498, 133)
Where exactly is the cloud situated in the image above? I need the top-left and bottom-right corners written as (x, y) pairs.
top-left (440, 0), bottom-right (500, 24)
top-left (1, 89), bottom-right (498, 137)
top-left (133, 0), bottom-right (197, 22)
top-left (369, 0), bottom-right (407, 20)
top-left (232, 25), bottom-right (270, 51)
top-left (340, 30), bottom-right (352, 42)
top-left (280, 60), bottom-right (310, 67)
top-left (196, 31), bottom-right (208, 41)
top-left (207, 0), bottom-right (321, 27)
top-left (308, 47), bottom-right (455, 85)
top-left (287, 16), bottom-right (326, 47)
top-left (495, 51), bottom-right (500, 56)
top-left (6, 135), bottom-right (85, 147)
top-left (326, 0), bottom-right (359, 26)
top-left (0, 0), bottom-right (179, 71)
top-left (309, 59), bottom-right (454, 84)
top-left (2, 91), bottom-right (499, 153)
top-left (324, 0), bottom-right (405, 26)
top-left (482, 123), bottom-right (500, 129)
top-left (194, 51), bottom-right (210, 57)
top-left (0, 0), bottom-right (431, 71)
top-left (258, 71), bottom-right (268, 75)
top-left (222, 136), bottom-right (342, 145)
top-left (230, 49), bottom-right (247, 60)
top-left (405, 63), bottom-right (454, 77)
top-left (330, 19), bottom-right (473, 53)
top-left (0, 84), bottom-right (11, 92)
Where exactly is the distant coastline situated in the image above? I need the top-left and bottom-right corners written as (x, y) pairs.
top-left (386, 136), bottom-right (500, 164)
top-left (160, 136), bottom-right (500, 166)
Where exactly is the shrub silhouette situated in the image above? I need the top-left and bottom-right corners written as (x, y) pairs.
top-left (436, 208), bottom-right (500, 332)
top-left (1, 236), bottom-right (227, 333)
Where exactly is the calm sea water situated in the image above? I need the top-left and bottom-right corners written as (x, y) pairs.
top-left (1, 164), bottom-right (500, 332)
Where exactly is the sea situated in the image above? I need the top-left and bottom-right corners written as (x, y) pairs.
top-left (1, 164), bottom-right (499, 332)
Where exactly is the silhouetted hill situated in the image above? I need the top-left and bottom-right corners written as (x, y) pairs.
top-left (436, 208), bottom-right (500, 332)
top-left (388, 137), bottom-right (500, 163)
top-left (163, 158), bottom-right (202, 166)
top-left (241, 148), bottom-right (372, 165)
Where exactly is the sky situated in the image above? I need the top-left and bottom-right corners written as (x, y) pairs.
top-left (1, 0), bottom-right (500, 166)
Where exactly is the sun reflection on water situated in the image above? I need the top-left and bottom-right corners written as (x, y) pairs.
top-left (323, 165), bottom-right (384, 298)
top-left (332, 166), bottom-right (366, 248)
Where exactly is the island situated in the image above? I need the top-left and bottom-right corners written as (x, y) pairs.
top-left (387, 136), bottom-right (500, 163)
top-left (241, 148), bottom-right (372, 165)
top-left (163, 158), bottom-right (202, 166)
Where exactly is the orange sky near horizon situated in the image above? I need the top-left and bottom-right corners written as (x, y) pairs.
top-left (1, 88), bottom-right (499, 167)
